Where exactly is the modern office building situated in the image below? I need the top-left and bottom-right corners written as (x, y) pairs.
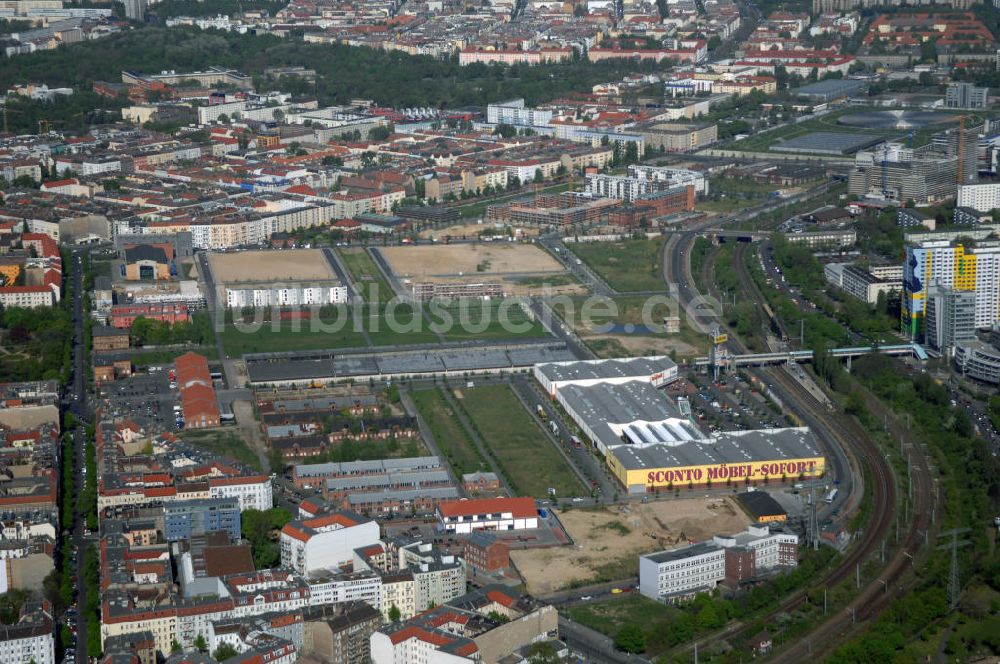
top-left (163, 498), bottom-right (242, 542)
top-left (824, 263), bottom-right (901, 304)
top-left (123, 0), bottom-right (146, 21)
top-left (954, 339), bottom-right (1000, 384)
top-left (945, 82), bottom-right (989, 109)
top-left (924, 285), bottom-right (977, 353)
top-left (280, 511), bottom-right (381, 574)
top-left (957, 182), bottom-right (1000, 213)
top-left (639, 526), bottom-right (799, 602)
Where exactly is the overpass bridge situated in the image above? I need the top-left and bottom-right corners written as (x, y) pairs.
top-left (703, 229), bottom-right (772, 243)
top-left (693, 343), bottom-right (927, 368)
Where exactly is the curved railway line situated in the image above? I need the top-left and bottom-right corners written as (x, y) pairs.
top-left (664, 232), bottom-right (937, 659)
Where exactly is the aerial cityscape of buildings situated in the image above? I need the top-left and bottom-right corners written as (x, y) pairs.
top-left (0, 0), bottom-right (998, 661)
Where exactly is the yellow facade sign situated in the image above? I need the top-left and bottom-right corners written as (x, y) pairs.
top-left (610, 455), bottom-right (826, 488)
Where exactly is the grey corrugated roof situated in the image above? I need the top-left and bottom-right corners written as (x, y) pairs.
top-left (325, 469), bottom-right (450, 491)
top-left (295, 456), bottom-right (442, 478)
top-left (246, 358), bottom-right (336, 383)
top-left (347, 486), bottom-right (459, 504)
top-left (538, 356), bottom-right (676, 383)
top-left (611, 427), bottom-right (821, 471)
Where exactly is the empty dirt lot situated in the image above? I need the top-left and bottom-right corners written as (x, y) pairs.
top-left (512, 497), bottom-right (750, 595)
top-left (381, 243), bottom-right (562, 278)
top-left (379, 243), bottom-right (582, 295)
top-left (208, 249), bottom-right (335, 283)
top-left (418, 223), bottom-right (541, 241)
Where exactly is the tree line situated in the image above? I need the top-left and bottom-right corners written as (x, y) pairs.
top-left (0, 26), bottom-right (667, 113)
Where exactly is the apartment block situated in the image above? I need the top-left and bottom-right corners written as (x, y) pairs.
top-left (902, 237), bottom-right (1000, 338)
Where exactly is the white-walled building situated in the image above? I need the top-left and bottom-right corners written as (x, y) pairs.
top-left (0, 602), bottom-right (55, 664)
top-left (225, 284), bottom-right (348, 308)
top-left (280, 511), bottom-right (381, 574)
top-left (0, 286), bottom-right (57, 308)
top-left (370, 626), bottom-right (477, 664)
top-left (627, 165), bottom-right (709, 196)
top-left (958, 183), bottom-right (1000, 213)
top-left (307, 569), bottom-right (382, 609)
top-left (208, 475), bottom-right (273, 512)
top-left (639, 525), bottom-right (799, 602)
top-left (436, 497), bottom-right (538, 535)
top-left (486, 99), bottom-right (553, 127)
top-left (639, 542), bottom-right (726, 599)
top-left (533, 356), bottom-right (678, 397)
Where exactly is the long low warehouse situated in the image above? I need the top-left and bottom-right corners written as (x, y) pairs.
top-left (534, 357), bottom-right (825, 494)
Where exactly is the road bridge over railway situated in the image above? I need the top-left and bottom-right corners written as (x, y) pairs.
top-left (693, 343), bottom-right (928, 367)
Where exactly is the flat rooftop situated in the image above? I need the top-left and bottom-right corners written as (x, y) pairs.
top-left (644, 541), bottom-right (721, 564)
top-left (559, 380), bottom-right (695, 450)
top-left (611, 427), bottom-right (822, 471)
top-left (773, 131), bottom-right (884, 155)
top-left (537, 355), bottom-right (676, 384)
top-left (246, 343), bottom-right (577, 383)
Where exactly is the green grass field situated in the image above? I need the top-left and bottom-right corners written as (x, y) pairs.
top-left (410, 388), bottom-right (486, 476)
top-left (568, 237), bottom-right (665, 292)
top-left (458, 385), bottom-right (585, 498)
top-left (338, 248), bottom-right (395, 304)
top-left (222, 300), bottom-right (551, 355)
top-left (130, 346), bottom-right (219, 366)
top-left (551, 295), bottom-right (708, 358)
top-left (565, 595), bottom-right (671, 639)
top-left (436, 301), bottom-right (548, 342)
top-left (364, 304), bottom-right (442, 346)
top-left (220, 313), bottom-right (369, 355)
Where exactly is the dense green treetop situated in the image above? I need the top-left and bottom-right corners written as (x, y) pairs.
top-left (0, 27), bottom-right (664, 110)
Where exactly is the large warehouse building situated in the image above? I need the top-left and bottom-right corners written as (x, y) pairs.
top-left (534, 355), bottom-right (678, 397)
top-left (534, 358), bottom-right (825, 494)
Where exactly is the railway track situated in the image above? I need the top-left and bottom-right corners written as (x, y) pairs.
top-left (729, 243), bottom-right (936, 659)
top-left (665, 233), bottom-right (936, 659)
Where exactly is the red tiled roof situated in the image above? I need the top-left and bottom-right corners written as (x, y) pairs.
top-left (437, 497), bottom-right (536, 519)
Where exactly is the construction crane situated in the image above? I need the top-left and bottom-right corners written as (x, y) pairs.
top-left (957, 116), bottom-right (965, 185)
top-left (882, 142), bottom-right (890, 199)
top-left (1, 106), bottom-right (23, 135)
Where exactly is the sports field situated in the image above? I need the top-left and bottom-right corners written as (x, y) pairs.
top-left (208, 249), bottom-right (334, 283)
top-left (456, 385), bottom-right (584, 498)
top-left (568, 237), bottom-right (665, 292)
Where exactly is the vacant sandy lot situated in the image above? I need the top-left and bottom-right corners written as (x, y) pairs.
top-left (380, 243), bottom-right (581, 296)
top-left (381, 243), bottom-right (562, 278)
top-left (208, 249), bottom-right (335, 283)
top-left (584, 333), bottom-right (700, 358)
top-left (512, 497), bottom-right (749, 595)
top-left (418, 223), bottom-right (541, 241)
